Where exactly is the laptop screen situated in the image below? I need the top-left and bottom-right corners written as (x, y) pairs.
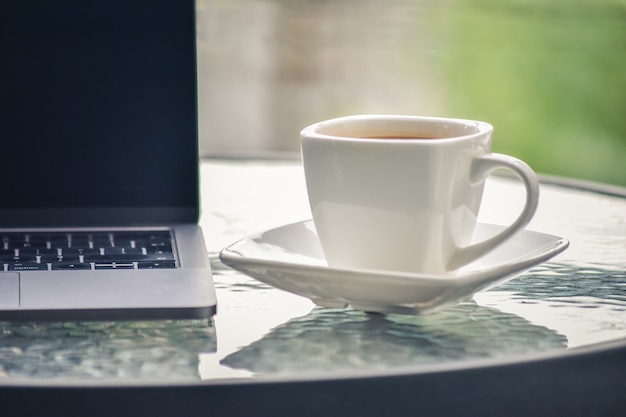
top-left (0, 0), bottom-right (199, 226)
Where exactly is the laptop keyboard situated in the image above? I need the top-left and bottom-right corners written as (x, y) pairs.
top-left (0, 230), bottom-right (176, 271)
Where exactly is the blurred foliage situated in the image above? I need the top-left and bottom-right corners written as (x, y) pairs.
top-left (197, 0), bottom-right (626, 185)
top-left (439, 0), bottom-right (626, 185)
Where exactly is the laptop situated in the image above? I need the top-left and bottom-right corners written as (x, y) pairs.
top-left (0, 0), bottom-right (217, 320)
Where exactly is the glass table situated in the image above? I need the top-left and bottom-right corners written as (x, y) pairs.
top-left (1, 159), bottom-right (625, 416)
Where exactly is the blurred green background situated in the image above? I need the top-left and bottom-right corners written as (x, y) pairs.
top-left (197, 0), bottom-right (626, 186)
top-left (441, 0), bottom-right (626, 186)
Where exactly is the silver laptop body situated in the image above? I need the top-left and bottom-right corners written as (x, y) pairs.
top-left (0, 0), bottom-right (217, 320)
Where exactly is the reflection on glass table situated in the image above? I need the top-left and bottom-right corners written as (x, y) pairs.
top-left (0, 320), bottom-right (216, 380)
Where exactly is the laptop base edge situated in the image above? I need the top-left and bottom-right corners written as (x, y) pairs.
top-left (0, 305), bottom-right (216, 322)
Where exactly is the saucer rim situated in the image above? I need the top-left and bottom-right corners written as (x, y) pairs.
top-left (218, 220), bottom-right (569, 314)
top-left (219, 219), bottom-right (569, 283)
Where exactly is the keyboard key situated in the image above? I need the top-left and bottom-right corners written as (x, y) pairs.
top-left (84, 253), bottom-right (147, 262)
top-left (40, 254), bottom-right (63, 263)
top-left (68, 236), bottom-right (90, 248)
top-left (102, 247), bottom-right (124, 255)
top-left (137, 261), bottom-right (176, 269)
top-left (145, 252), bottom-right (175, 261)
top-left (103, 247), bottom-right (143, 255)
top-left (146, 243), bottom-right (172, 254)
top-left (57, 255), bottom-right (81, 263)
top-left (62, 248), bottom-right (100, 256)
top-left (1, 255), bottom-right (37, 263)
top-left (94, 263), bottom-right (116, 270)
top-left (90, 233), bottom-right (113, 247)
top-left (51, 238), bottom-right (70, 248)
top-left (123, 247), bottom-right (145, 255)
top-left (20, 238), bottom-right (48, 248)
top-left (94, 263), bottom-right (134, 270)
top-left (51, 262), bottom-right (91, 270)
top-left (0, 254), bottom-right (17, 262)
top-left (9, 263), bottom-right (48, 271)
top-left (18, 248), bottom-right (57, 256)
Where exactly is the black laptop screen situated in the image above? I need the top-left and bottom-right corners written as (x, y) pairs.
top-left (0, 1), bottom-right (198, 225)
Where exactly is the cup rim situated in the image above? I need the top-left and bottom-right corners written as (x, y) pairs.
top-left (300, 114), bottom-right (493, 143)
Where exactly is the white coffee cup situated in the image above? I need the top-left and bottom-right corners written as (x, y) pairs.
top-left (300, 114), bottom-right (539, 274)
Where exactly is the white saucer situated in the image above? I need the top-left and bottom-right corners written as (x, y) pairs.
top-left (219, 221), bottom-right (569, 315)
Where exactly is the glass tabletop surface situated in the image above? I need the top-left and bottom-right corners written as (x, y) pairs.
top-left (1, 159), bottom-right (625, 384)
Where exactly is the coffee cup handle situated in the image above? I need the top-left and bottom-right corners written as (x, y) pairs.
top-left (448, 153), bottom-right (540, 270)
